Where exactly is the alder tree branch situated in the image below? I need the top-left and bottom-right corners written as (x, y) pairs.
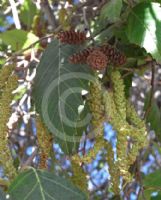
top-left (20, 147), bottom-right (38, 170)
top-left (40, 0), bottom-right (57, 29)
top-left (8, 0), bottom-right (21, 29)
top-left (143, 61), bottom-right (156, 120)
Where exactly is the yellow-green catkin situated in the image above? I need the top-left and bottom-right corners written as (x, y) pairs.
top-left (103, 91), bottom-right (132, 182)
top-left (84, 136), bottom-right (107, 163)
top-left (71, 136), bottom-right (108, 196)
top-left (36, 116), bottom-right (53, 169)
top-left (126, 101), bottom-right (144, 129)
top-left (103, 70), bottom-right (148, 186)
top-left (0, 65), bottom-right (15, 89)
top-left (72, 136), bottom-right (107, 164)
top-left (0, 74), bottom-right (18, 180)
top-left (103, 91), bottom-right (124, 128)
top-left (126, 101), bottom-right (148, 164)
top-left (88, 78), bottom-right (105, 136)
top-left (111, 70), bottom-right (126, 121)
top-left (106, 143), bottom-right (120, 194)
top-left (70, 158), bottom-right (88, 194)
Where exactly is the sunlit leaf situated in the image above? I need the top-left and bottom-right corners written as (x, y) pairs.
top-left (0, 30), bottom-right (38, 51)
top-left (125, 2), bottom-right (161, 62)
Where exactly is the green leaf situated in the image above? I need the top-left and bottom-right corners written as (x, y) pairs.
top-left (33, 40), bottom-right (93, 154)
top-left (143, 170), bottom-right (161, 200)
top-left (125, 2), bottom-right (161, 62)
top-left (9, 168), bottom-right (86, 200)
top-left (100, 0), bottom-right (122, 22)
top-left (19, 0), bottom-right (37, 28)
top-left (144, 93), bottom-right (161, 141)
top-left (0, 188), bottom-right (7, 200)
top-left (0, 30), bottom-right (38, 51)
top-left (117, 43), bottom-right (147, 58)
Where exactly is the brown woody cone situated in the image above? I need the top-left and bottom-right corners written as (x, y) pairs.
top-left (69, 47), bottom-right (95, 64)
top-left (101, 44), bottom-right (126, 66)
top-left (57, 30), bottom-right (86, 44)
top-left (86, 50), bottom-right (108, 70)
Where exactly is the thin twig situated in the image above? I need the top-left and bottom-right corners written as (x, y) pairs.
top-left (20, 147), bottom-right (38, 170)
top-left (82, 7), bottom-right (95, 45)
top-left (143, 61), bottom-right (155, 119)
top-left (136, 157), bottom-right (146, 200)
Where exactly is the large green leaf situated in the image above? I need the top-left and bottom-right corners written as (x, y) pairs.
top-left (100, 0), bottom-right (122, 23)
top-left (143, 170), bottom-right (161, 200)
top-left (9, 168), bottom-right (86, 200)
top-left (125, 2), bottom-right (161, 62)
top-left (144, 93), bottom-right (161, 141)
top-left (34, 39), bottom-right (93, 154)
top-left (0, 30), bottom-right (38, 51)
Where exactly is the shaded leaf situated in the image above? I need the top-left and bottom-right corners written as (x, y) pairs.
top-left (117, 43), bottom-right (147, 58)
top-left (125, 2), bottom-right (161, 62)
top-left (9, 168), bottom-right (86, 200)
top-left (143, 170), bottom-right (161, 200)
top-left (34, 39), bottom-right (93, 154)
top-left (100, 0), bottom-right (122, 22)
top-left (144, 93), bottom-right (161, 141)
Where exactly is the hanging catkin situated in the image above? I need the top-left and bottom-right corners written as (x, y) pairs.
top-left (103, 69), bottom-right (148, 185)
top-left (103, 91), bottom-right (132, 182)
top-left (0, 65), bottom-right (15, 89)
top-left (0, 74), bottom-right (18, 180)
top-left (106, 143), bottom-right (120, 194)
top-left (70, 158), bottom-right (88, 194)
top-left (87, 78), bottom-right (105, 137)
top-left (36, 116), bottom-right (53, 169)
top-left (111, 70), bottom-right (127, 121)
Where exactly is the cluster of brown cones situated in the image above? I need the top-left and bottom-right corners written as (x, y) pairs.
top-left (57, 30), bottom-right (126, 70)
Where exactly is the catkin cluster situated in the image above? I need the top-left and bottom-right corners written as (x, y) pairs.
top-left (103, 70), bottom-right (148, 188)
top-left (68, 44), bottom-right (126, 70)
top-left (57, 30), bottom-right (126, 71)
top-left (36, 116), bottom-right (53, 169)
top-left (0, 74), bottom-right (18, 180)
top-left (70, 70), bottom-right (147, 194)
